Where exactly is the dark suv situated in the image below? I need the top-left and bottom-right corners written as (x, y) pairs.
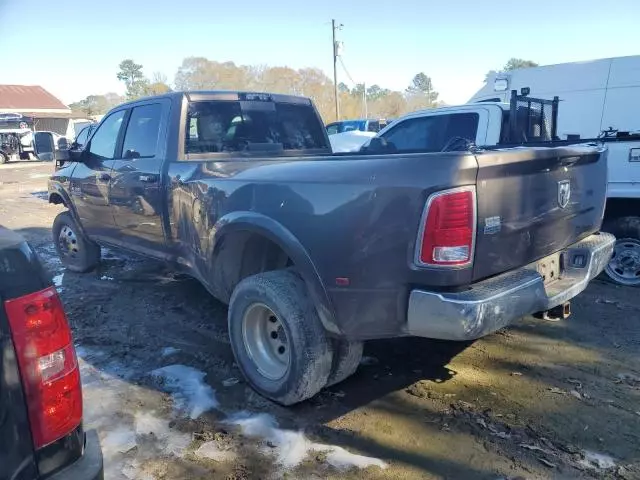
top-left (0, 226), bottom-right (103, 480)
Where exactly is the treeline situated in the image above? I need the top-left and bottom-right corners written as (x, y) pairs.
top-left (69, 56), bottom-right (538, 122)
top-left (70, 57), bottom-right (442, 122)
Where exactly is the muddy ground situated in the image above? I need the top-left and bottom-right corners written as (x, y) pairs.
top-left (1, 161), bottom-right (639, 480)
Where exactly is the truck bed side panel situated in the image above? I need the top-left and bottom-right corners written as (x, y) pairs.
top-left (167, 152), bottom-right (478, 339)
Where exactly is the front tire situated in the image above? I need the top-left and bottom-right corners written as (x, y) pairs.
top-left (0, 152), bottom-right (7, 164)
top-left (228, 270), bottom-right (332, 405)
top-left (52, 211), bottom-right (101, 273)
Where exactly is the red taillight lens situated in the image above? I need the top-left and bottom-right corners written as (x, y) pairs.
top-left (419, 188), bottom-right (475, 266)
top-left (5, 287), bottom-right (82, 449)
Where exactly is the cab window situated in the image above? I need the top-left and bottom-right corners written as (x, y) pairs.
top-left (88, 110), bottom-right (126, 159)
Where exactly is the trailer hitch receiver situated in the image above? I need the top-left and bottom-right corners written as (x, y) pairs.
top-left (536, 302), bottom-right (571, 322)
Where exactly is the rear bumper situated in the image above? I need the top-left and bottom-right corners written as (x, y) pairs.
top-left (407, 232), bottom-right (615, 341)
top-left (48, 430), bottom-right (103, 480)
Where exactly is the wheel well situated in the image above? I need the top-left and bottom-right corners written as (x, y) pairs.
top-left (211, 231), bottom-right (292, 303)
top-left (49, 192), bottom-right (66, 206)
top-left (604, 198), bottom-right (640, 224)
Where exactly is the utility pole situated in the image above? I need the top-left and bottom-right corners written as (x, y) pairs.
top-left (363, 82), bottom-right (368, 118)
top-left (332, 19), bottom-right (340, 121)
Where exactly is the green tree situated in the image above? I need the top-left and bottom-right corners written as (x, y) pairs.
top-left (338, 82), bottom-right (350, 93)
top-left (69, 93), bottom-right (125, 117)
top-left (366, 84), bottom-right (389, 101)
top-left (503, 58), bottom-right (539, 71)
top-left (117, 59), bottom-right (147, 99)
top-left (406, 73), bottom-right (438, 108)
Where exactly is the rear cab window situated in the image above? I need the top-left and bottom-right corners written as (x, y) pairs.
top-left (381, 112), bottom-right (480, 152)
top-left (184, 95), bottom-right (329, 157)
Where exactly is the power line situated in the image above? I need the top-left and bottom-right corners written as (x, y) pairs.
top-left (338, 57), bottom-right (368, 118)
top-left (338, 57), bottom-right (356, 86)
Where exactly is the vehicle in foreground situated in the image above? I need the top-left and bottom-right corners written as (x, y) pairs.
top-left (0, 226), bottom-right (103, 480)
top-left (471, 56), bottom-right (640, 285)
top-left (48, 90), bottom-right (613, 405)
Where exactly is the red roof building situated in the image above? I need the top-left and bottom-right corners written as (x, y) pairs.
top-left (0, 85), bottom-right (72, 135)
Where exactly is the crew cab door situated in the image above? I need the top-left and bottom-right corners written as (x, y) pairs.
top-left (109, 100), bottom-right (169, 253)
top-left (70, 109), bottom-right (126, 239)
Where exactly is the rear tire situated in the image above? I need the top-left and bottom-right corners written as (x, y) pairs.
top-left (326, 340), bottom-right (363, 387)
top-left (228, 270), bottom-right (332, 405)
top-left (52, 212), bottom-right (101, 273)
top-left (602, 216), bottom-right (640, 286)
top-left (0, 152), bottom-right (7, 164)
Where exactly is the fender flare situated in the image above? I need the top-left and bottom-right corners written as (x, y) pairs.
top-left (209, 211), bottom-right (340, 335)
top-left (48, 183), bottom-right (87, 236)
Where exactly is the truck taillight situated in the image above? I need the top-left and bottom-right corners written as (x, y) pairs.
top-left (4, 287), bottom-right (82, 449)
top-left (417, 187), bottom-right (476, 266)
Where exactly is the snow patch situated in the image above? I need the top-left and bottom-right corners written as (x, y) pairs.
top-left (151, 365), bottom-right (217, 418)
top-left (195, 441), bottom-right (237, 463)
top-left (100, 275), bottom-right (114, 281)
top-left (52, 272), bottom-right (64, 292)
top-left (579, 450), bottom-right (617, 470)
top-left (134, 411), bottom-right (191, 457)
top-left (227, 412), bottom-right (387, 470)
top-left (161, 346), bottom-right (180, 357)
top-left (102, 426), bottom-right (137, 454)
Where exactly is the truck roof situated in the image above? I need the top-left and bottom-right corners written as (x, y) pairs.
top-left (404, 102), bottom-right (509, 118)
top-left (116, 90), bottom-right (314, 109)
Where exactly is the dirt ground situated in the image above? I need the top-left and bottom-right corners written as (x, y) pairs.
top-left (2, 161), bottom-right (639, 480)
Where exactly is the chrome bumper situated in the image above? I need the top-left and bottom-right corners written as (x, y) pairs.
top-left (407, 232), bottom-right (615, 341)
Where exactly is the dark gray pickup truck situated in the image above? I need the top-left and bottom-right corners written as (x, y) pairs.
top-left (48, 91), bottom-right (614, 405)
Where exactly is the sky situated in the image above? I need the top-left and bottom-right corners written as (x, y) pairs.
top-left (1, 0), bottom-right (638, 106)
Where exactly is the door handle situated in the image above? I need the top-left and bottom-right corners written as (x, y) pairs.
top-left (139, 175), bottom-right (158, 183)
top-left (98, 173), bottom-right (111, 182)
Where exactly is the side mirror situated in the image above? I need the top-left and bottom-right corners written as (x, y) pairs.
top-left (33, 132), bottom-right (55, 161)
top-left (68, 149), bottom-right (85, 162)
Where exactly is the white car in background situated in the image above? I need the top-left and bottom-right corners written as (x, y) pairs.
top-left (329, 130), bottom-right (376, 153)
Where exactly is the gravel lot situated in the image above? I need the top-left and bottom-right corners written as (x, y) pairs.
top-left (2, 161), bottom-right (639, 480)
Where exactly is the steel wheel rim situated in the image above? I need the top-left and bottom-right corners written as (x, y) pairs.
top-left (241, 303), bottom-right (290, 380)
top-left (605, 237), bottom-right (640, 285)
top-left (58, 225), bottom-right (80, 259)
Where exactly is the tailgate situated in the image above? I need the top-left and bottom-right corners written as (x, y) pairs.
top-left (473, 145), bottom-right (607, 281)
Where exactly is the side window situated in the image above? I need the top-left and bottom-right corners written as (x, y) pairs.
top-left (382, 113), bottom-right (479, 152)
top-left (383, 117), bottom-right (434, 151)
top-left (122, 104), bottom-right (162, 158)
top-left (88, 110), bottom-right (126, 159)
top-left (75, 126), bottom-right (90, 147)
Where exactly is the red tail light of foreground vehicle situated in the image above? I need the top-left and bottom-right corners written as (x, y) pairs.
top-left (417, 187), bottom-right (476, 266)
top-left (5, 286), bottom-right (82, 449)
